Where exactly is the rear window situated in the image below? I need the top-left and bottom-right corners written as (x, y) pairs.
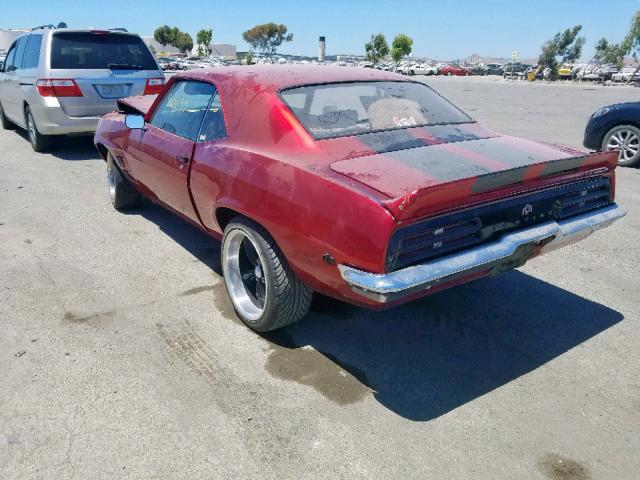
top-left (281, 81), bottom-right (472, 140)
top-left (50, 32), bottom-right (157, 70)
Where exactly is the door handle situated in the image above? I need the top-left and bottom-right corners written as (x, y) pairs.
top-left (176, 155), bottom-right (189, 165)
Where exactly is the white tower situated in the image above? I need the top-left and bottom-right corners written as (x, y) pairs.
top-left (318, 36), bottom-right (326, 62)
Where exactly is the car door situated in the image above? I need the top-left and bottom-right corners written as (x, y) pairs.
top-left (0, 39), bottom-right (25, 122)
top-left (126, 80), bottom-right (216, 222)
top-left (7, 36), bottom-right (29, 122)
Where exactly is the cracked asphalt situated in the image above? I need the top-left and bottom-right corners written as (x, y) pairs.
top-left (1, 76), bottom-right (639, 479)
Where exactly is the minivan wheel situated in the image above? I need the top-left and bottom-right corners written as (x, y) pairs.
top-left (602, 124), bottom-right (640, 167)
top-left (25, 107), bottom-right (52, 152)
top-left (0, 102), bottom-right (15, 130)
top-left (107, 153), bottom-right (141, 210)
top-left (221, 217), bottom-right (312, 332)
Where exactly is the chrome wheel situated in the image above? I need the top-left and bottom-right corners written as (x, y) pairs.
top-left (606, 127), bottom-right (640, 164)
top-left (107, 156), bottom-right (116, 201)
top-left (222, 229), bottom-right (269, 322)
top-left (27, 112), bottom-right (37, 148)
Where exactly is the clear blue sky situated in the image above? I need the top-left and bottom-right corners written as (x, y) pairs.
top-left (2, 0), bottom-right (638, 59)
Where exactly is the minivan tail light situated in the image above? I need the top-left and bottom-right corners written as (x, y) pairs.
top-left (36, 79), bottom-right (83, 97)
top-left (143, 78), bottom-right (165, 95)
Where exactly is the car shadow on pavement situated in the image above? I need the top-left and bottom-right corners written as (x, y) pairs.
top-left (126, 200), bottom-right (623, 422)
top-left (264, 271), bottom-right (623, 422)
top-left (50, 135), bottom-right (100, 161)
top-left (8, 129), bottom-right (99, 161)
top-left (127, 200), bottom-right (223, 274)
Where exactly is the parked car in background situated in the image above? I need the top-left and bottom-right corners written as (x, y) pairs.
top-left (576, 64), bottom-right (601, 81)
top-left (0, 27), bottom-right (163, 152)
top-left (558, 64), bottom-right (574, 79)
top-left (405, 63), bottom-right (438, 76)
top-left (503, 62), bottom-right (525, 78)
top-left (612, 66), bottom-right (640, 83)
top-left (584, 102), bottom-right (640, 167)
top-left (468, 64), bottom-right (487, 76)
top-left (94, 65), bottom-right (625, 332)
top-left (598, 64), bottom-right (620, 81)
top-left (485, 63), bottom-right (504, 75)
top-left (439, 64), bottom-right (471, 76)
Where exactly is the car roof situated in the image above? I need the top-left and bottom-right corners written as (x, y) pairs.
top-left (172, 65), bottom-right (408, 93)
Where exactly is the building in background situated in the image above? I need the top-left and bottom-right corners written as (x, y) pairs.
top-left (209, 43), bottom-right (236, 59)
top-left (0, 29), bottom-right (30, 52)
top-left (142, 37), bottom-right (180, 56)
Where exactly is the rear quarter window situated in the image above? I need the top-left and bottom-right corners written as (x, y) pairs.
top-left (23, 35), bottom-right (43, 69)
top-left (50, 32), bottom-right (157, 70)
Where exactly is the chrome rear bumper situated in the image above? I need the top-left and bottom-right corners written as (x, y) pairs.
top-left (339, 204), bottom-right (626, 303)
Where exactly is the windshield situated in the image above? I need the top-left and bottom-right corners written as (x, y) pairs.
top-left (281, 81), bottom-right (472, 140)
top-left (51, 32), bottom-right (157, 70)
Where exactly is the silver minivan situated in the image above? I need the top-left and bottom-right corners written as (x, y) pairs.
top-left (0, 27), bottom-right (164, 151)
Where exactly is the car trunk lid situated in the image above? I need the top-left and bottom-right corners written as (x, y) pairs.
top-left (327, 126), bottom-right (618, 220)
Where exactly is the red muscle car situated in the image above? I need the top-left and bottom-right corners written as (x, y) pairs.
top-left (93, 66), bottom-right (625, 332)
top-left (439, 65), bottom-right (472, 76)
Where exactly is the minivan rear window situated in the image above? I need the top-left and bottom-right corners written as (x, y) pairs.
top-left (50, 32), bottom-right (157, 70)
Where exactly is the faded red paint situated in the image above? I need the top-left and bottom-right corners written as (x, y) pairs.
top-left (94, 66), bottom-right (618, 308)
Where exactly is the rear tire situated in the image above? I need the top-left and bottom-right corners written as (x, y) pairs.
top-left (0, 101), bottom-right (15, 130)
top-left (602, 124), bottom-right (640, 167)
top-left (107, 153), bottom-right (141, 210)
top-left (221, 217), bottom-right (312, 332)
top-left (26, 106), bottom-right (52, 152)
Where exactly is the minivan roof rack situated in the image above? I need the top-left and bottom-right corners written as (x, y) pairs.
top-left (110, 28), bottom-right (128, 32)
top-left (31, 22), bottom-right (67, 31)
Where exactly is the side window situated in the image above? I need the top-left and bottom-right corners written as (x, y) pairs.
top-left (12, 37), bottom-right (28, 70)
top-left (3, 43), bottom-right (17, 71)
top-left (150, 81), bottom-right (215, 141)
top-left (198, 92), bottom-right (227, 142)
top-left (23, 35), bottom-right (43, 69)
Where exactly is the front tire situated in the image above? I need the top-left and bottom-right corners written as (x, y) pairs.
top-left (26, 106), bottom-right (52, 152)
top-left (107, 153), bottom-right (141, 210)
top-left (0, 101), bottom-right (15, 130)
top-left (221, 217), bottom-right (312, 332)
top-left (602, 124), bottom-right (640, 167)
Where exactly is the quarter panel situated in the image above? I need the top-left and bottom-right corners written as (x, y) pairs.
top-left (190, 142), bottom-right (396, 297)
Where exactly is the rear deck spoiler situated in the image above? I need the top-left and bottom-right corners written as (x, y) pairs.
top-left (383, 150), bottom-right (618, 221)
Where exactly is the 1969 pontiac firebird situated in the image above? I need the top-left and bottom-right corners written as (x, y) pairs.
top-left (94, 66), bottom-right (626, 332)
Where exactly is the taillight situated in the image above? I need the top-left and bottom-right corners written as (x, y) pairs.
top-left (143, 78), bottom-right (164, 95)
top-left (36, 79), bottom-right (83, 97)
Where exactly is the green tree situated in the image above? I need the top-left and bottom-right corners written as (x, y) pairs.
top-left (242, 23), bottom-right (293, 59)
top-left (246, 51), bottom-right (254, 65)
top-left (593, 38), bottom-right (626, 68)
top-left (623, 11), bottom-right (640, 82)
top-left (391, 34), bottom-right (413, 65)
top-left (154, 25), bottom-right (175, 46)
top-left (197, 28), bottom-right (213, 57)
top-left (153, 25), bottom-right (193, 54)
top-left (538, 25), bottom-right (585, 80)
top-left (176, 32), bottom-right (193, 54)
top-left (365, 33), bottom-right (389, 64)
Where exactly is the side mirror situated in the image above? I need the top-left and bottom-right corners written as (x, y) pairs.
top-left (125, 114), bottom-right (145, 130)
